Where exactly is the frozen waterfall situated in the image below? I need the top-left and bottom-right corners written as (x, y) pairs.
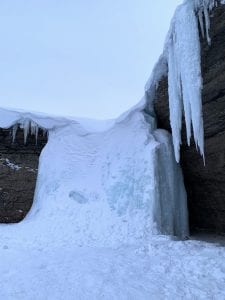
top-left (0, 106), bottom-right (188, 247)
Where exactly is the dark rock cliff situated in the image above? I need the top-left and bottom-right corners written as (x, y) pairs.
top-left (0, 128), bottom-right (47, 222)
top-left (154, 4), bottom-right (225, 234)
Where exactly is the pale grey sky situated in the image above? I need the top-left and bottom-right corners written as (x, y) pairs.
top-left (0, 0), bottom-right (182, 119)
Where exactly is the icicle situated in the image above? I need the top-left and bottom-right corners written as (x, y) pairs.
top-left (12, 124), bottom-right (18, 143)
top-left (166, 0), bottom-right (205, 162)
top-left (35, 127), bottom-right (39, 144)
top-left (194, 0), bottom-right (216, 45)
top-left (198, 9), bottom-right (205, 38)
top-left (30, 121), bottom-right (39, 144)
top-left (11, 118), bottom-right (49, 146)
top-left (42, 129), bottom-right (47, 137)
top-left (167, 33), bottom-right (183, 162)
top-left (30, 121), bottom-right (36, 135)
top-left (203, 5), bottom-right (211, 44)
top-left (19, 119), bottom-right (30, 144)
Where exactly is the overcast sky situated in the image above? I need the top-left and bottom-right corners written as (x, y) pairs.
top-left (0, 0), bottom-right (182, 119)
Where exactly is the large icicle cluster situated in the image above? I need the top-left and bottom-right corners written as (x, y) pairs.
top-left (145, 0), bottom-right (223, 162)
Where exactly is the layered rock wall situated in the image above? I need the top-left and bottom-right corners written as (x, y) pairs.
top-left (0, 128), bottom-right (47, 222)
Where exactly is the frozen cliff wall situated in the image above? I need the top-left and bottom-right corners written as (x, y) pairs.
top-left (153, 2), bottom-right (225, 233)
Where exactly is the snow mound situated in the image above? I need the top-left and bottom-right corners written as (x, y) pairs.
top-left (0, 106), bottom-right (188, 247)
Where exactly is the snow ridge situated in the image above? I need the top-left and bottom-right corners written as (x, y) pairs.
top-left (145, 0), bottom-right (222, 162)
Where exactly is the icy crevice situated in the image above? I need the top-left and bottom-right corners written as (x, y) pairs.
top-left (145, 0), bottom-right (223, 162)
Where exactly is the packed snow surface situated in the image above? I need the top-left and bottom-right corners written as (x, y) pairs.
top-left (1, 236), bottom-right (225, 300)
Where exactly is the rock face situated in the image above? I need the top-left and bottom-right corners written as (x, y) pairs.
top-left (0, 128), bottom-right (47, 222)
top-left (154, 4), bottom-right (225, 234)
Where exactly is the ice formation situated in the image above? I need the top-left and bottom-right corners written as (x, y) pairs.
top-left (145, 0), bottom-right (222, 162)
top-left (0, 107), bottom-right (69, 144)
top-left (0, 105), bottom-right (188, 246)
top-left (12, 120), bottom-right (41, 144)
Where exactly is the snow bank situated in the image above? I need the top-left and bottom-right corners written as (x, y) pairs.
top-left (0, 105), bottom-right (188, 247)
top-left (145, 0), bottom-right (223, 162)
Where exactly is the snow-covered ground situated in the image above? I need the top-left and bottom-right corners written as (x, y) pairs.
top-left (1, 236), bottom-right (225, 299)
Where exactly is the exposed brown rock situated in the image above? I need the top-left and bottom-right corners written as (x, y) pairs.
top-left (0, 128), bottom-right (47, 222)
top-left (154, 4), bottom-right (225, 234)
